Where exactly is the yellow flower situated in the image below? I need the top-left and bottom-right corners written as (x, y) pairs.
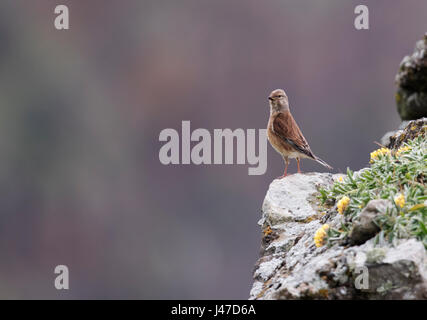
top-left (370, 147), bottom-right (391, 163)
top-left (338, 176), bottom-right (344, 182)
top-left (395, 145), bottom-right (411, 157)
top-left (394, 193), bottom-right (405, 208)
top-left (337, 196), bottom-right (350, 214)
top-left (314, 224), bottom-right (329, 248)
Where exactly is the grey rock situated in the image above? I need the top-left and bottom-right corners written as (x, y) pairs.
top-left (260, 173), bottom-right (335, 226)
top-left (354, 239), bottom-right (427, 299)
top-left (349, 199), bottom-right (392, 245)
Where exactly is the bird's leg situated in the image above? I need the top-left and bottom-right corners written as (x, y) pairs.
top-left (297, 157), bottom-right (302, 173)
top-left (284, 157), bottom-right (289, 177)
top-left (278, 157), bottom-right (289, 179)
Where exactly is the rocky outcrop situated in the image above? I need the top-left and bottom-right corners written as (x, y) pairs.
top-left (250, 33), bottom-right (427, 300)
top-left (250, 172), bottom-right (427, 300)
top-left (385, 117), bottom-right (427, 149)
top-left (382, 32), bottom-right (427, 144)
top-left (395, 33), bottom-right (427, 120)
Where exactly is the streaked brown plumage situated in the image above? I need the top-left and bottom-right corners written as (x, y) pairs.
top-left (267, 89), bottom-right (332, 178)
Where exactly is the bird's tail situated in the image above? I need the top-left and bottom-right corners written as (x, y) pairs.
top-left (314, 156), bottom-right (333, 170)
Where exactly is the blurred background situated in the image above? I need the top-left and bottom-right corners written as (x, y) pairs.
top-left (0, 0), bottom-right (426, 299)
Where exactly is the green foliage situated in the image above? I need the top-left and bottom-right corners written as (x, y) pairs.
top-left (319, 134), bottom-right (427, 248)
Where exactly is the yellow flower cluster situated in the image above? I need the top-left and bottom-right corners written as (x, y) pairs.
top-left (370, 147), bottom-right (391, 163)
top-left (337, 196), bottom-right (350, 214)
top-left (395, 145), bottom-right (411, 157)
top-left (394, 193), bottom-right (405, 208)
top-left (314, 224), bottom-right (329, 247)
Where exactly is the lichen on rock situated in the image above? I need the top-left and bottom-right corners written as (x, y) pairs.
top-left (386, 117), bottom-right (427, 150)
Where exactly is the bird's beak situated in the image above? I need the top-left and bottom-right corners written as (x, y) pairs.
top-left (268, 97), bottom-right (273, 101)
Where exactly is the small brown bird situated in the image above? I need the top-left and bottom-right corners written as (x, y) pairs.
top-left (267, 89), bottom-right (332, 178)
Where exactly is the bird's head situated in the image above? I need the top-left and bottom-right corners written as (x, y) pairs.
top-left (268, 89), bottom-right (289, 112)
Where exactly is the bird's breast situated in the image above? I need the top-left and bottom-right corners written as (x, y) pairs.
top-left (267, 117), bottom-right (293, 156)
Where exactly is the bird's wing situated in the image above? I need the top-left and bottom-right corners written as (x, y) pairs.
top-left (272, 111), bottom-right (315, 159)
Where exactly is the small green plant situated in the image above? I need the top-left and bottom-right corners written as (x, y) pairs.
top-left (318, 134), bottom-right (427, 248)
